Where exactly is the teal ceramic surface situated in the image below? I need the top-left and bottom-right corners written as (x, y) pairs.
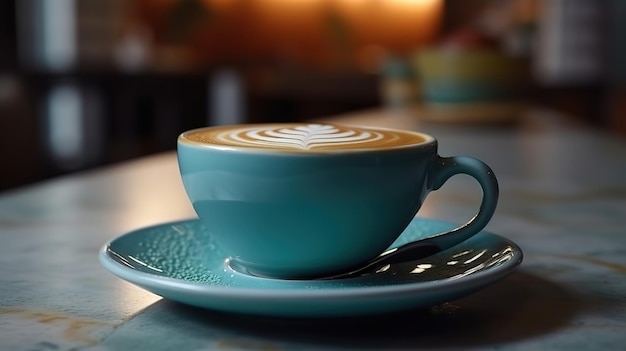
top-left (99, 217), bottom-right (522, 317)
top-left (177, 124), bottom-right (499, 279)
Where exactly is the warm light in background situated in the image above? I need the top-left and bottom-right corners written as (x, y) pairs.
top-left (132, 0), bottom-right (443, 69)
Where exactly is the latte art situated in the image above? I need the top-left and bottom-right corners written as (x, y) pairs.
top-left (182, 123), bottom-right (429, 152)
top-left (229, 124), bottom-right (383, 150)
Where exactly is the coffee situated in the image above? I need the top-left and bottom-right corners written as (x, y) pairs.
top-left (180, 123), bottom-right (429, 152)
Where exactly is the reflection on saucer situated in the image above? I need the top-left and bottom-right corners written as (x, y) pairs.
top-left (100, 217), bottom-right (523, 317)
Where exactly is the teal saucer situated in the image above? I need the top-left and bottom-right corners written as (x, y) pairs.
top-left (99, 218), bottom-right (522, 317)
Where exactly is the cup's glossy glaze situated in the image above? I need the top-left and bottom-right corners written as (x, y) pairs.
top-left (178, 124), bottom-right (498, 279)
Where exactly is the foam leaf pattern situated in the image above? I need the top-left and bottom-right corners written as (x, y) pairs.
top-left (230, 124), bottom-right (383, 150)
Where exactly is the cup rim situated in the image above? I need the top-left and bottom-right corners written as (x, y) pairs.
top-left (177, 123), bottom-right (436, 155)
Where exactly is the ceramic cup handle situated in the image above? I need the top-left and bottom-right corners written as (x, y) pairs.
top-left (384, 155), bottom-right (499, 265)
top-left (424, 156), bottom-right (499, 250)
top-left (330, 155), bottom-right (500, 275)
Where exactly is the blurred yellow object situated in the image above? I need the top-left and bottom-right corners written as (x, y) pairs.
top-left (414, 49), bottom-right (523, 103)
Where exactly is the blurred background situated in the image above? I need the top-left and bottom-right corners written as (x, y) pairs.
top-left (1, 0), bottom-right (625, 191)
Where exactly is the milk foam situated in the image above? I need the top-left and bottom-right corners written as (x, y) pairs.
top-left (182, 123), bottom-right (428, 151)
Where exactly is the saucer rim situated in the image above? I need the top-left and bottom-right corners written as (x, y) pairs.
top-left (99, 218), bottom-right (523, 300)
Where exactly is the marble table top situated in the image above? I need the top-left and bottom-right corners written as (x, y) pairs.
top-left (1, 107), bottom-right (625, 350)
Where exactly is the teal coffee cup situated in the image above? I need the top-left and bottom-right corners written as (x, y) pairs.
top-left (177, 123), bottom-right (498, 279)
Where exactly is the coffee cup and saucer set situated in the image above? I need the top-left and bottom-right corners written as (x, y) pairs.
top-left (100, 123), bottom-right (523, 317)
